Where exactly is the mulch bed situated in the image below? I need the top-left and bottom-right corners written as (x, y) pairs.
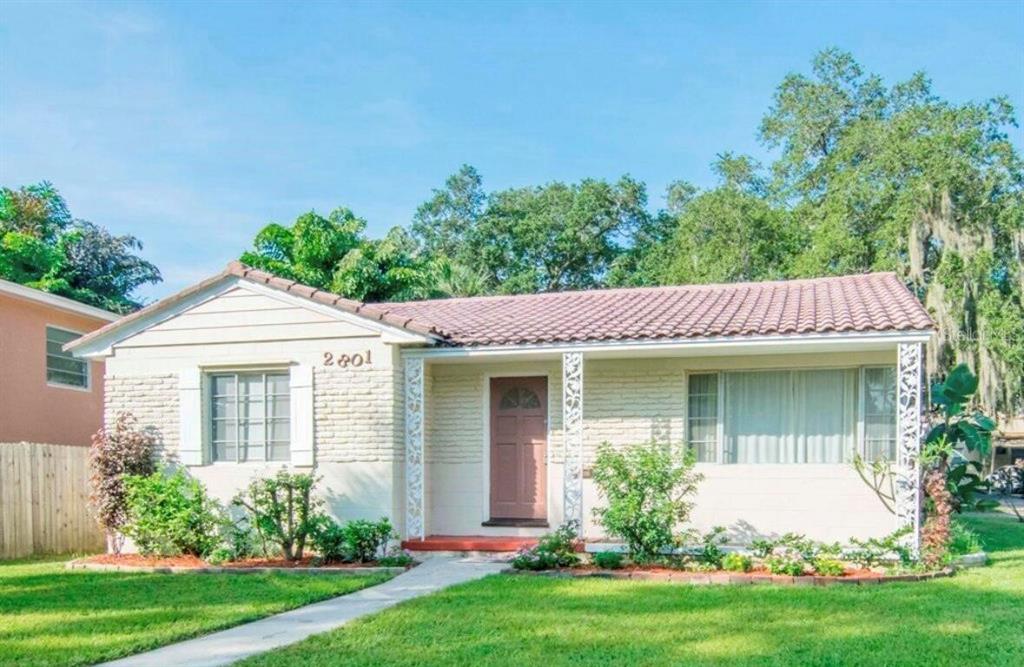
top-left (67, 554), bottom-right (414, 575)
top-left (506, 565), bottom-right (955, 586)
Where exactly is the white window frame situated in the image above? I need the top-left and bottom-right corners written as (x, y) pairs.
top-left (45, 325), bottom-right (91, 391)
top-left (683, 371), bottom-right (722, 464)
top-left (859, 364), bottom-right (899, 462)
top-left (685, 365), bottom-right (897, 465)
top-left (207, 369), bottom-right (292, 464)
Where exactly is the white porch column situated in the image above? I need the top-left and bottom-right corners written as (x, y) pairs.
top-left (404, 357), bottom-right (425, 540)
top-left (896, 342), bottom-right (924, 556)
top-left (562, 352), bottom-right (584, 534)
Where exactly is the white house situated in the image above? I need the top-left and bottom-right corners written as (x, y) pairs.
top-left (68, 262), bottom-right (933, 553)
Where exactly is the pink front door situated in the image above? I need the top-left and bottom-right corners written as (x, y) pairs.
top-left (489, 377), bottom-right (548, 520)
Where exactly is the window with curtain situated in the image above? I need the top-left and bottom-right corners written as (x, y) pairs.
top-left (723, 369), bottom-right (857, 464)
top-left (863, 366), bottom-right (897, 461)
top-left (210, 371), bottom-right (290, 462)
top-left (686, 373), bottom-right (719, 462)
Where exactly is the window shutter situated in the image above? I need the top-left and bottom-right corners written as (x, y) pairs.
top-left (178, 368), bottom-right (204, 465)
top-left (290, 364), bottom-right (314, 466)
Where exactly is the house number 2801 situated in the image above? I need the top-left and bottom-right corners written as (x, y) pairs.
top-left (322, 350), bottom-right (372, 368)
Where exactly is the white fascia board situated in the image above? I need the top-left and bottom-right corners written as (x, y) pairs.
top-left (403, 330), bottom-right (935, 360)
top-left (70, 276), bottom-right (435, 359)
top-left (0, 278), bottom-right (120, 321)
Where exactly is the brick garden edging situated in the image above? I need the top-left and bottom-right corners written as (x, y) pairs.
top-left (65, 558), bottom-right (409, 576)
top-left (502, 567), bottom-right (957, 586)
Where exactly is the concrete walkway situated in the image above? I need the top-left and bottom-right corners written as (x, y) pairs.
top-left (99, 556), bottom-right (507, 667)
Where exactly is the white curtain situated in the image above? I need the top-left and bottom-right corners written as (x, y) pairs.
top-left (725, 369), bottom-right (855, 464)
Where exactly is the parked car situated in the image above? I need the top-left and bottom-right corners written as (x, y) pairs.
top-left (987, 464), bottom-right (1024, 495)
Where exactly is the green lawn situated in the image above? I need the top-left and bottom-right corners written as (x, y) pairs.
top-left (242, 513), bottom-right (1024, 667)
top-left (0, 557), bottom-right (391, 667)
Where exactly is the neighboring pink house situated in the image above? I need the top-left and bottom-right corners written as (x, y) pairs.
top-left (0, 279), bottom-right (119, 446)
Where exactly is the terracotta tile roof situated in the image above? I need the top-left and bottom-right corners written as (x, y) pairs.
top-left (373, 272), bottom-right (933, 346)
top-left (67, 263), bottom-right (932, 353)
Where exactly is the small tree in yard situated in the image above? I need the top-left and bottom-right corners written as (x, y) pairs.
top-left (921, 364), bottom-right (997, 567)
top-left (89, 412), bottom-right (156, 553)
top-left (233, 470), bottom-right (322, 561)
top-left (591, 441), bottom-right (703, 564)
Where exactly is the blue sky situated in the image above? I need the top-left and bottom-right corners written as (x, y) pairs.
top-left (2, 1), bottom-right (1022, 301)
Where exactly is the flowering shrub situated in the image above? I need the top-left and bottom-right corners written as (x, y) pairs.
top-left (511, 521), bottom-right (580, 570)
top-left (722, 552), bottom-right (752, 572)
top-left (847, 527), bottom-right (914, 568)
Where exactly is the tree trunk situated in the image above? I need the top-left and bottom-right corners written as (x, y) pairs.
top-left (921, 464), bottom-right (953, 568)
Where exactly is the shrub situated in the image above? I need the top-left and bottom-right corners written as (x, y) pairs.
top-left (233, 471), bottom-right (322, 561)
top-left (592, 551), bottom-right (625, 569)
top-left (377, 551), bottom-right (415, 567)
top-left (311, 516), bottom-right (397, 563)
top-left (341, 518), bottom-right (397, 563)
top-left (750, 538), bottom-right (777, 558)
top-left (591, 441), bottom-right (703, 564)
top-left (767, 555), bottom-right (805, 576)
top-left (847, 526), bottom-right (914, 568)
top-left (812, 558), bottom-right (846, 576)
top-left (205, 546), bottom-right (231, 565)
top-left (949, 519), bottom-right (984, 556)
top-left (511, 521), bottom-right (581, 570)
top-left (721, 552), bottom-right (752, 572)
top-left (697, 526), bottom-right (727, 568)
top-left (89, 412), bottom-right (156, 552)
top-left (220, 515), bottom-right (260, 561)
top-left (122, 469), bottom-right (223, 557)
top-left (310, 515), bottom-right (349, 563)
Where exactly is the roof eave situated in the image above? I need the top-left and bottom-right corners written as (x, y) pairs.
top-left (403, 328), bottom-right (935, 359)
top-left (0, 278), bottom-right (120, 322)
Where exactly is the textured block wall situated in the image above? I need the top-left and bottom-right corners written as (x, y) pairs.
top-left (104, 373), bottom-right (180, 459)
top-left (314, 366), bottom-right (403, 463)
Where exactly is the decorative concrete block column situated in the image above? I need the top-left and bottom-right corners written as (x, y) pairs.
top-left (404, 357), bottom-right (425, 540)
top-left (562, 351), bottom-right (584, 534)
top-left (896, 342), bottom-right (924, 556)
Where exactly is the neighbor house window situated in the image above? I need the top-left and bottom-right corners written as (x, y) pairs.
top-left (46, 326), bottom-right (89, 389)
top-left (862, 366), bottom-right (898, 461)
top-left (210, 372), bottom-right (290, 462)
top-left (686, 373), bottom-right (719, 462)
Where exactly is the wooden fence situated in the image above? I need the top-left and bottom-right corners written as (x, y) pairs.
top-left (1, 442), bottom-right (105, 559)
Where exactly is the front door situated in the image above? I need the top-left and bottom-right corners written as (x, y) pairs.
top-left (489, 377), bottom-right (548, 520)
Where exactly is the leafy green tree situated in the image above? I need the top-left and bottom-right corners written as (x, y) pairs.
top-left (759, 48), bottom-right (1024, 415)
top-left (471, 175), bottom-right (653, 293)
top-left (241, 208), bottom-right (434, 302)
top-left (413, 168), bottom-right (657, 294)
top-left (0, 182), bottom-right (161, 313)
top-left (636, 155), bottom-right (802, 286)
top-left (411, 164), bottom-right (485, 263)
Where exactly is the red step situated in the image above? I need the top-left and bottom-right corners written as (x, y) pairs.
top-left (401, 535), bottom-right (538, 552)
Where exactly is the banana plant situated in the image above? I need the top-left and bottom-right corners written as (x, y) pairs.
top-left (923, 363), bottom-right (998, 511)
